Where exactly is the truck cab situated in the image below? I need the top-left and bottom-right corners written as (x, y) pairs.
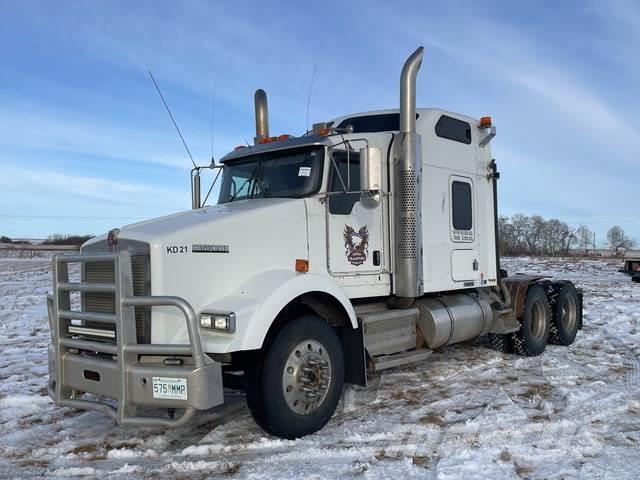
top-left (46, 47), bottom-right (582, 439)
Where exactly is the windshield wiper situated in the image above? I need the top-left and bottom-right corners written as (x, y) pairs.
top-left (228, 163), bottom-right (270, 202)
top-left (228, 167), bottom-right (259, 202)
top-left (251, 175), bottom-right (271, 199)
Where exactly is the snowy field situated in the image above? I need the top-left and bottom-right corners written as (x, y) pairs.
top-left (1, 255), bottom-right (639, 479)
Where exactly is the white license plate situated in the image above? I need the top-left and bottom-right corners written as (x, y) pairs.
top-left (152, 377), bottom-right (188, 400)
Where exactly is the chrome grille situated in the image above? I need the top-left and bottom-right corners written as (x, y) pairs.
top-left (83, 255), bottom-right (151, 343)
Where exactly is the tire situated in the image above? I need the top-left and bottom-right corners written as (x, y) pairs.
top-left (510, 284), bottom-right (550, 356)
top-left (245, 315), bottom-right (344, 439)
top-left (548, 282), bottom-right (580, 346)
top-left (632, 277), bottom-right (640, 283)
top-left (488, 333), bottom-right (513, 353)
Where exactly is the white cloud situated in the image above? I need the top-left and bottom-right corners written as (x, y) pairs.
top-left (0, 165), bottom-right (186, 208)
top-left (0, 99), bottom-right (245, 169)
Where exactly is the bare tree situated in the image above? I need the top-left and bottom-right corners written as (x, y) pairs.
top-left (498, 215), bottom-right (599, 257)
top-left (543, 219), bottom-right (571, 256)
top-left (498, 215), bottom-right (517, 256)
top-left (576, 225), bottom-right (593, 255)
top-left (607, 225), bottom-right (636, 257)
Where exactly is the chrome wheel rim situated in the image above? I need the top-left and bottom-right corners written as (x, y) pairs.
top-left (530, 300), bottom-right (546, 342)
top-left (282, 339), bottom-right (332, 415)
top-left (561, 294), bottom-right (577, 333)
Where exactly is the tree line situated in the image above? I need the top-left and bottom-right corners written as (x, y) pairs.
top-left (1, 234), bottom-right (94, 246)
top-left (498, 214), bottom-right (636, 257)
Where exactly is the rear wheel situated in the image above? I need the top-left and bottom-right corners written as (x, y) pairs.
top-left (488, 333), bottom-right (513, 353)
top-left (245, 315), bottom-right (344, 439)
top-left (511, 284), bottom-right (550, 356)
top-left (548, 282), bottom-right (580, 346)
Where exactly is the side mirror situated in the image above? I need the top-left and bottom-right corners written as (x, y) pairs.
top-left (359, 146), bottom-right (382, 209)
top-left (191, 170), bottom-right (201, 209)
top-left (359, 147), bottom-right (382, 191)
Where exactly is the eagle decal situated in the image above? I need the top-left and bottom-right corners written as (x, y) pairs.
top-left (344, 225), bottom-right (369, 266)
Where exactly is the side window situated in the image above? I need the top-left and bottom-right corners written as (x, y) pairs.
top-left (451, 180), bottom-right (473, 240)
top-left (336, 113), bottom-right (419, 133)
top-left (435, 115), bottom-right (472, 144)
top-left (329, 151), bottom-right (360, 215)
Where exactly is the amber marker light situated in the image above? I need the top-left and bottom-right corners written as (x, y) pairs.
top-left (480, 116), bottom-right (492, 128)
top-left (295, 259), bottom-right (309, 273)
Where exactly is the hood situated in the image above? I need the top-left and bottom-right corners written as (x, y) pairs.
top-left (85, 198), bottom-right (302, 247)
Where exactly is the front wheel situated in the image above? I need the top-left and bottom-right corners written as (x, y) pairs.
top-left (245, 315), bottom-right (344, 439)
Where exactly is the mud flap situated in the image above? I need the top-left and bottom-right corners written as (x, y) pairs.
top-left (340, 319), bottom-right (366, 387)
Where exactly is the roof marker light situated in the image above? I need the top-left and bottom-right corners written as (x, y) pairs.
top-left (480, 116), bottom-right (492, 128)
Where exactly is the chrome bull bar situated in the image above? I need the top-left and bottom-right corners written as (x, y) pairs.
top-left (47, 251), bottom-right (223, 427)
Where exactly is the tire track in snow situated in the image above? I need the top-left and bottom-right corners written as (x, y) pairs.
top-left (606, 335), bottom-right (640, 393)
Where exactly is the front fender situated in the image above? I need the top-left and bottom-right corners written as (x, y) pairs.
top-left (198, 270), bottom-right (357, 353)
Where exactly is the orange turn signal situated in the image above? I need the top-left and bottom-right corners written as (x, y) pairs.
top-left (480, 116), bottom-right (492, 127)
top-left (234, 145), bottom-right (246, 150)
top-left (318, 128), bottom-right (331, 136)
top-left (295, 259), bottom-right (309, 273)
top-left (278, 134), bottom-right (292, 141)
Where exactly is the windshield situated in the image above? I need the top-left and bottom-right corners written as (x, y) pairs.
top-left (218, 147), bottom-right (324, 203)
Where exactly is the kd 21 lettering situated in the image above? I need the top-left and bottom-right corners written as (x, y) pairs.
top-left (166, 245), bottom-right (188, 254)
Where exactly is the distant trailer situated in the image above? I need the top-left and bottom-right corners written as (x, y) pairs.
top-left (619, 259), bottom-right (640, 283)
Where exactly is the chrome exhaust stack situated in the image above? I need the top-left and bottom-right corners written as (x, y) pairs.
top-left (393, 47), bottom-right (424, 299)
top-left (254, 89), bottom-right (269, 144)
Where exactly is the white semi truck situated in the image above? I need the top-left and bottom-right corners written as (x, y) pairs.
top-left (46, 47), bottom-right (583, 439)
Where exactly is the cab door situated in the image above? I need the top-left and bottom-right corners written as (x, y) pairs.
top-left (449, 175), bottom-right (481, 283)
top-left (326, 150), bottom-right (383, 276)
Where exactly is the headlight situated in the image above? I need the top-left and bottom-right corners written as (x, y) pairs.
top-left (200, 312), bottom-right (236, 333)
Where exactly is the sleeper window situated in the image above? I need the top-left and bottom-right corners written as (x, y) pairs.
top-left (452, 181), bottom-right (472, 230)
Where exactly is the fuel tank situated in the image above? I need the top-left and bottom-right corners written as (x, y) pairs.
top-left (415, 294), bottom-right (493, 349)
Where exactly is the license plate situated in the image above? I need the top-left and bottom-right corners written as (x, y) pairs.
top-left (152, 377), bottom-right (188, 400)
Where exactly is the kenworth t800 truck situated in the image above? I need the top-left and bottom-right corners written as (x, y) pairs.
top-left (46, 47), bottom-right (582, 439)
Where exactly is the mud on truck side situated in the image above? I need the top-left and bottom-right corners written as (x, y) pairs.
top-left (46, 47), bottom-right (583, 439)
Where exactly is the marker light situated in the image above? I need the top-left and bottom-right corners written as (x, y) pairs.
top-left (295, 259), bottom-right (309, 273)
top-left (480, 116), bottom-right (492, 128)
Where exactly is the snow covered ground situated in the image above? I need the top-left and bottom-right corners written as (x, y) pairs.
top-left (1, 255), bottom-right (638, 479)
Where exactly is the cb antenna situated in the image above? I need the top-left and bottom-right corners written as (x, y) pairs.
top-left (306, 63), bottom-right (317, 134)
top-left (210, 80), bottom-right (216, 165)
top-left (148, 70), bottom-right (197, 169)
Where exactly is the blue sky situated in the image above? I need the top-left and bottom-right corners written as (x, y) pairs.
top-left (1, 0), bottom-right (638, 244)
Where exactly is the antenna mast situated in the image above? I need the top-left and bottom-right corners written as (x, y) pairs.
top-left (148, 71), bottom-right (197, 169)
top-left (210, 80), bottom-right (216, 165)
top-left (306, 63), bottom-right (317, 134)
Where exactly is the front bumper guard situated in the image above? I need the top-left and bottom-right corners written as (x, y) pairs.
top-left (47, 251), bottom-right (223, 427)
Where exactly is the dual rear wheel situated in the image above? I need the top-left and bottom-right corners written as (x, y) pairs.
top-left (490, 282), bottom-right (580, 357)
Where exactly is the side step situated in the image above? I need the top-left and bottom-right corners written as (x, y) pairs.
top-left (356, 303), bottom-right (432, 371)
top-left (370, 348), bottom-right (432, 372)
